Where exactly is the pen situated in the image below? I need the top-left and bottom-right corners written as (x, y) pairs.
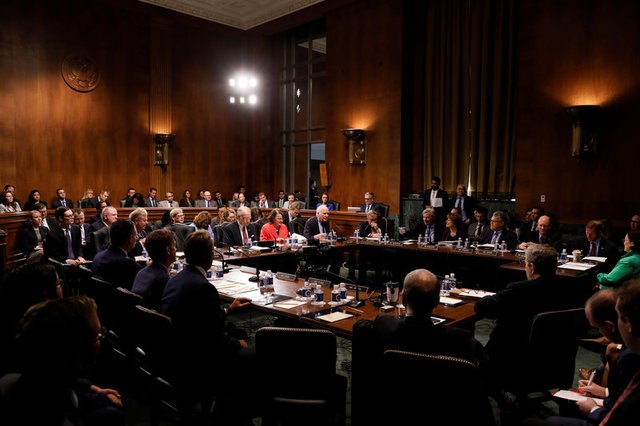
top-left (586, 369), bottom-right (596, 387)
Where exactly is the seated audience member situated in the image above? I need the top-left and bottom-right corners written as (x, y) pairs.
top-left (44, 207), bottom-right (86, 265)
top-left (474, 244), bottom-right (579, 393)
top-left (91, 206), bottom-right (119, 254)
top-left (0, 262), bottom-right (61, 373)
top-left (260, 208), bottom-right (289, 243)
top-left (20, 210), bottom-right (48, 263)
top-left (282, 193), bottom-right (296, 210)
top-left (451, 184), bottom-right (477, 225)
top-left (442, 212), bottom-right (466, 242)
top-left (158, 191), bottom-right (179, 208)
top-left (213, 191), bottom-right (226, 208)
top-left (129, 207), bottom-right (153, 257)
top-left (481, 210), bottom-right (518, 250)
top-left (194, 190), bottom-right (213, 208)
top-left (163, 208), bottom-right (194, 251)
top-left (212, 205), bottom-right (227, 225)
top-left (89, 201), bottom-right (107, 225)
top-left (120, 187), bottom-right (136, 207)
top-left (518, 206), bottom-right (544, 244)
top-left (94, 189), bottom-right (110, 208)
top-left (91, 220), bottom-right (142, 289)
top-left (229, 192), bottom-right (239, 207)
top-left (78, 188), bottom-right (96, 209)
top-left (0, 296), bottom-right (124, 426)
top-left (3, 185), bottom-right (21, 207)
top-left (89, 205), bottom-right (118, 233)
top-left (132, 229), bottom-right (176, 310)
top-left (51, 187), bottom-right (74, 209)
top-left (73, 208), bottom-right (94, 260)
top-left (223, 207), bottom-right (256, 247)
top-left (231, 192), bottom-right (249, 208)
top-left (36, 202), bottom-right (56, 230)
top-left (189, 211), bottom-right (215, 241)
top-left (467, 206), bottom-right (491, 243)
top-left (0, 190), bottom-right (22, 213)
top-left (358, 210), bottom-right (387, 238)
top-left (275, 190), bottom-right (286, 209)
top-left (316, 192), bottom-right (335, 211)
top-left (179, 189), bottom-right (195, 207)
top-left (160, 231), bottom-right (254, 424)
top-left (144, 187), bottom-right (159, 207)
top-left (597, 229), bottom-right (640, 290)
top-left (22, 189), bottom-right (46, 211)
top-left (124, 192), bottom-right (145, 208)
top-left (221, 207), bottom-right (236, 224)
top-left (286, 201), bottom-right (306, 235)
top-left (540, 289), bottom-right (640, 425)
top-left (251, 207), bottom-right (268, 235)
top-left (518, 214), bottom-right (560, 249)
top-left (360, 191), bottom-right (382, 215)
top-left (303, 205), bottom-right (330, 241)
top-left (403, 207), bottom-right (442, 243)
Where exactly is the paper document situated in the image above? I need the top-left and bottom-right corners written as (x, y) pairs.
top-left (558, 262), bottom-right (596, 271)
top-left (477, 243), bottom-right (496, 249)
top-left (316, 311), bottom-right (354, 322)
top-left (431, 198), bottom-right (443, 208)
top-left (273, 300), bottom-right (308, 309)
top-left (582, 256), bottom-right (607, 263)
top-left (459, 290), bottom-right (496, 298)
top-left (439, 297), bottom-right (464, 306)
top-left (553, 390), bottom-right (604, 406)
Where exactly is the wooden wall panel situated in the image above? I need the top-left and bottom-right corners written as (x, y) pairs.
top-left (515, 0), bottom-right (640, 226)
top-left (325, 0), bottom-right (404, 215)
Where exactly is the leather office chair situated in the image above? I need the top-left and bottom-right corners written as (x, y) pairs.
top-left (378, 203), bottom-right (390, 218)
top-left (255, 326), bottom-right (347, 426)
top-left (213, 224), bottom-right (225, 247)
top-left (330, 200), bottom-right (340, 211)
top-left (381, 349), bottom-right (495, 426)
top-left (47, 257), bottom-right (80, 295)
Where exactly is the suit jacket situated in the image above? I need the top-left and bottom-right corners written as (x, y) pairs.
top-left (450, 195), bottom-right (477, 222)
top-left (131, 263), bottom-right (170, 311)
top-left (524, 230), bottom-right (562, 246)
top-left (474, 276), bottom-right (580, 386)
top-left (358, 219), bottom-right (388, 238)
top-left (480, 229), bottom-right (518, 250)
top-left (359, 202), bottom-right (383, 216)
top-left (78, 197), bottom-right (97, 209)
top-left (89, 220), bottom-right (107, 233)
top-left (568, 237), bottom-right (621, 272)
top-left (222, 221), bottom-right (257, 247)
top-left (51, 198), bottom-right (74, 209)
top-left (260, 222), bottom-right (288, 241)
top-left (158, 200), bottom-right (179, 208)
top-left (252, 199), bottom-right (276, 209)
top-left (160, 264), bottom-right (240, 389)
top-left (194, 199), bottom-right (215, 208)
top-left (275, 198), bottom-right (287, 209)
top-left (405, 221), bottom-right (443, 243)
top-left (287, 216), bottom-right (306, 236)
top-left (40, 217), bottom-right (57, 230)
top-left (77, 223), bottom-right (95, 260)
top-left (303, 216), bottom-right (330, 241)
top-left (144, 197), bottom-right (159, 207)
top-left (91, 245), bottom-right (142, 289)
top-left (164, 223), bottom-right (194, 251)
top-left (467, 220), bottom-right (491, 242)
top-left (423, 188), bottom-right (448, 210)
top-left (230, 200), bottom-right (249, 208)
top-left (599, 369), bottom-right (640, 426)
top-left (43, 225), bottom-right (83, 262)
top-left (20, 224), bottom-right (48, 254)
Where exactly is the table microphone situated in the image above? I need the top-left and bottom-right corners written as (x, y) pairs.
top-left (212, 246), bottom-right (230, 274)
top-left (232, 244), bottom-right (260, 282)
top-left (321, 269), bottom-right (365, 308)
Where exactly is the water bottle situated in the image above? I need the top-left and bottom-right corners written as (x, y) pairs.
top-left (449, 273), bottom-right (457, 291)
top-left (383, 233), bottom-right (390, 245)
top-left (339, 283), bottom-right (347, 301)
top-left (559, 248), bottom-right (568, 264)
top-left (354, 229), bottom-right (360, 242)
top-left (417, 234), bottom-right (423, 246)
top-left (493, 241), bottom-right (500, 254)
top-left (500, 240), bottom-right (507, 255)
top-left (464, 238), bottom-right (469, 249)
top-left (266, 270), bottom-right (274, 289)
top-left (441, 274), bottom-right (450, 297)
top-left (457, 237), bottom-right (462, 248)
top-left (330, 284), bottom-right (341, 306)
top-left (206, 267), bottom-right (213, 279)
top-left (258, 272), bottom-right (266, 288)
top-left (312, 284), bottom-right (325, 306)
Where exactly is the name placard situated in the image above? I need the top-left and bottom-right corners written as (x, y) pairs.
top-left (308, 277), bottom-right (332, 287)
top-left (275, 272), bottom-right (297, 282)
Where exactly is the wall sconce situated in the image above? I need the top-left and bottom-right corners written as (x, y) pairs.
top-left (154, 133), bottom-right (175, 166)
top-left (229, 74), bottom-right (258, 105)
top-left (564, 105), bottom-right (601, 158)
top-left (341, 128), bottom-right (366, 165)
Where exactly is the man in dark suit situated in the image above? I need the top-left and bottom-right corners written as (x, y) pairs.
top-left (474, 244), bottom-right (580, 392)
top-left (451, 184), bottom-right (477, 225)
top-left (303, 205), bottom-right (330, 241)
top-left (467, 206), bottom-right (491, 243)
top-left (518, 206), bottom-right (544, 244)
top-left (285, 201), bottom-right (306, 236)
top-left (255, 192), bottom-right (276, 209)
top-left (129, 207), bottom-right (154, 257)
top-left (160, 230), bottom-right (253, 424)
top-left (568, 220), bottom-right (621, 271)
top-left (213, 191), bottom-right (226, 208)
top-left (144, 187), bottom-right (159, 208)
top-left (358, 210), bottom-right (387, 238)
top-left (50, 188), bottom-right (74, 209)
top-left (359, 191), bottom-right (383, 216)
top-left (404, 207), bottom-right (443, 243)
top-left (132, 228), bottom-right (175, 310)
top-left (518, 215), bottom-right (561, 250)
top-left (89, 205), bottom-right (118, 233)
top-left (91, 219), bottom-right (142, 289)
top-left (423, 176), bottom-right (448, 226)
top-left (43, 207), bottom-right (85, 265)
top-left (36, 203), bottom-right (57, 231)
top-left (222, 206), bottom-right (256, 246)
top-left (481, 211), bottom-right (518, 250)
top-left (73, 208), bottom-right (94, 260)
top-left (163, 208), bottom-right (194, 251)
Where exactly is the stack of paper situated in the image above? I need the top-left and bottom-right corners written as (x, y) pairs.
top-left (558, 262), bottom-right (596, 271)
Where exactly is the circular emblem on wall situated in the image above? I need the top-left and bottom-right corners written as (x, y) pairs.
top-left (61, 55), bottom-right (100, 92)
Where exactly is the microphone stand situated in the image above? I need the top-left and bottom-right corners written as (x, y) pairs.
top-left (321, 268), bottom-right (365, 308)
top-left (231, 243), bottom-right (260, 282)
top-left (212, 247), bottom-right (230, 274)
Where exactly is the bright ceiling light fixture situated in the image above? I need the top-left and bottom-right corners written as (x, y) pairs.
top-left (228, 72), bottom-right (259, 106)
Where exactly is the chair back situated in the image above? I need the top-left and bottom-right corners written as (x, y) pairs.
top-left (91, 276), bottom-right (142, 342)
top-left (381, 349), bottom-right (494, 425)
top-left (131, 305), bottom-right (176, 378)
top-left (526, 307), bottom-right (590, 392)
top-left (255, 326), bottom-right (347, 425)
top-left (213, 224), bottom-right (225, 247)
top-left (330, 200), bottom-right (340, 211)
top-left (378, 203), bottom-right (390, 217)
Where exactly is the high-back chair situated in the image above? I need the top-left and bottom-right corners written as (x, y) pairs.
top-left (255, 326), bottom-right (347, 426)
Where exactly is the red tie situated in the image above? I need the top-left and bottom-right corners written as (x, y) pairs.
top-left (242, 226), bottom-right (249, 245)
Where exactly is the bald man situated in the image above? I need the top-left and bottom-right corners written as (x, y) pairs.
top-left (303, 205), bottom-right (331, 241)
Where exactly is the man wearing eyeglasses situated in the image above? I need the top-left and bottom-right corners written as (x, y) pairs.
top-left (481, 211), bottom-right (518, 250)
top-left (43, 207), bottom-right (86, 266)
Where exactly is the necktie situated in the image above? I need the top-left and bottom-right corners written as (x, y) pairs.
top-left (61, 199), bottom-right (66, 207)
top-left (152, 199), bottom-right (156, 207)
top-left (539, 234), bottom-right (546, 244)
top-left (366, 205), bottom-right (370, 213)
top-left (205, 200), bottom-right (209, 208)
top-left (589, 242), bottom-right (596, 256)
top-left (531, 222), bottom-right (537, 232)
top-left (476, 224), bottom-right (483, 237)
top-left (242, 226), bottom-right (249, 245)
top-left (491, 232), bottom-right (498, 244)
top-left (601, 371), bottom-right (640, 424)
top-left (65, 229), bottom-right (74, 259)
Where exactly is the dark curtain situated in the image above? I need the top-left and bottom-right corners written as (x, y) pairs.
top-left (412, 0), bottom-right (518, 199)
